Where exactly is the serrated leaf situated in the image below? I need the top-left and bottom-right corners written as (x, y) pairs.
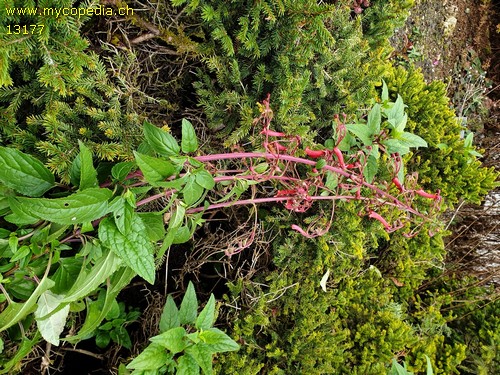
top-left (196, 295), bottom-right (216, 330)
top-left (367, 104), bottom-right (381, 134)
top-left (138, 213), bottom-right (166, 242)
top-left (398, 132), bottom-right (428, 148)
top-left (127, 343), bottom-right (171, 370)
top-left (99, 216), bottom-right (155, 284)
top-left (0, 146), bottom-right (55, 197)
top-left (77, 141), bottom-right (98, 190)
top-left (143, 121), bottom-right (180, 157)
top-left (345, 123), bottom-right (373, 146)
top-left (50, 258), bottom-right (84, 294)
top-left (363, 155), bottom-right (378, 183)
top-left (181, 119), bottom-right (198, 153)
top-left (185, 344), bottom-right (212, 375)
top-left (134, 151), bottom-right (175, 185)
top-left (179, 282), bottom-right (198, 325)
top-left (150, 326), bottom-right (187, 354)
top-left (160, 295), bottom-right (180, 333)
top-left (16, 188), bottom-right (112, 225)
top-left (177, 354), bottom-right (201, 375)
top-left (112, 161), bottom-right (135, 182)
top-left (199, 328), bottom-right (240, 353)
top-left (35, 291), bottom-right (70, 346)
top-left (5, 197), bottom-right (40, 225)
top-left (182, 176), bottom-right (204, 207)
top-left (113, 197), bottom-right (135, 235)
top-left (194, 170), bottom-right (215, 190)
top-left (0, 275), bottom-right (54, 332)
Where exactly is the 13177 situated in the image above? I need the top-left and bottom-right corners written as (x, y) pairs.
top-left (6, 24), bottom-right (44, 34)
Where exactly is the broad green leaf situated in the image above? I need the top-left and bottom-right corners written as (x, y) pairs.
top-left (160, 295), bottom-right (181, 333)
top-left (181, 119), bottom-right (198, 153)
top-left (464, 132), bottom-right (473, 148)
top-left (367, 104), bottom-right (381, 134)
top-left (177, 353), bottom-right (201, 375)
top-left (425, 355), bottom-right (434, 375)
top-left (179, 281), bottom-right (198, 325)
top-left (99, 215), bottom-right (155, 284)
top-left (150, 326), bottom-right (188, 354)
top-left (363, 155), bottom-right (378, 183)
top-left (35, 291), bottom-right (70, 345)
top-left (182, 175), bottom-right (204, 207)
top-left (77, 140), bottom-right (98, 190)
top-left (386, 95), bottom-right (406, 130)
top-left (127, 343), bottom-right (171, 370)
top-left (196, 295), bottom-right (215, 330)
top-left (16, 188), bottom-right (113, 225)
top-left (345, 123), bottom-right (373, 146)
top-left (199, 328), bottom-right (240, 352)
top-left (398, 132), bottom-right (428, 148)
top-left (112, 161), bottom-right (135, 182)
top-left (5, 197), bottom-right (40, 225)
top-left (173, 226), bottom-right (191, 245)
top-left (0, 275), bottom-right (55, 332)
top-left (383, 139), bottom-right (410, 156)
top-left (169, 204), bottom-right (186, 229)
top-left (0, 146), bottom-right (55, 197)
top-left (96, 331), bottom-right (111, 348)
top-left (110, 326), bottom-right (132, 349)
top-left (194, 170), bottom-right (215, 190)
top-left (186, 343), bottom-right (213, 374)
top-left (138, 213), bottom-right (166, 242)
top-left (134, 151), bottom-right (175, 184)
top-left (50, 257), bottom-right (84, 294)
top-left (113, 197), bottom-right (135, 235)
top-left (65, 266), bottom-right (135, 343)
top-left (143, 121), bottom-right (180, 157)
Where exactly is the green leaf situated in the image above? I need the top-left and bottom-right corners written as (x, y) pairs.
top-left (185, 344), bottom-right (213, 373)
top-left (113, 197), bottom-right (135, 235)
top-left (464, 132), bottom-right (474, 148)
top-left (150, 326), bottom-right (188, 354)
top-left (363, 155), bottom-right (378, 184)
top-left (99, 215), bottom-right (155, 284)
top-left (96, 330), bottom-right (111, 348)
top-left (112, 161), bottom-right (135, 182)
top-left (0, 332), bottom-right (41, 375)
top-left (182, 175), bottom-right (204, 207)
top-left (367, 104), bottom-right (381, 134)
top-left (383, 139), bottom-right (410, 156)
top-left (77, 140), bottom-right (98, 190)
top-left (143, 121), bottom-right (180, 157)
top-left (0, 274), bottom-right (55, 332)
top-left (35, 291), bottom-right (70, 346)
top-left (61, 250), bottom-right (122, 303)
top-left (177, 354), bottom-right (201, 375)
top-left (345, 123), bottom-right (373, 146)
top-left (194, 170), bottom-right (215, 190)
top-left (398, 132), bottom-right (428, 148)
top-left (179, 282), bottom-right (198, 325)
top-left (5, 197), bottom-right (40, 225)
top-left (199, 328), bottom-right (240, 353)
top-left (134, 151), bottom-right (175, 185)
top-left (386, 95), bottom-right (407, 132)
top-left (138, 213), bottom-right (166, 242)
top-left (381, 80), bottom-right (389, 102)
top-left (110, 326), bottom-right (132, 349)
top-left (160, 295), bottom-right (181, 333)
top-left (0, 146), bottom-right (55, 197)
top-left (127, 343), bottom-right (171, 370)
top-left (181, 119), bottom-right (199, 154)
top-left (50, 258), bottom-right (84, 294)
top-left (173, 226), bottom-right (191, 245)
top-left (65, 266), bottom-right (135, 343)
top-left (196, 295), bottom-right (216, 330)
top-left (16, 188), bottom-right (112, 225)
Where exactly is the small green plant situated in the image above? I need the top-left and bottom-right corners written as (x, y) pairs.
top-left (94, 294), bottom-right (140, 350)
top-left (125, 282), bottom-right (239, 374)
top-left (388, 355), bottom-right (434, 375)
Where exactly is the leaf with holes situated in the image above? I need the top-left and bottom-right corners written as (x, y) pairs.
top-left (16, 188), bottom-right (112, 225)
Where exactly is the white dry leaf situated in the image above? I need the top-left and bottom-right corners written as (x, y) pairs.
top-left (35, 291), bottom-right (70, 346)
top-left (320, 269), bottom-right (330, 292)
